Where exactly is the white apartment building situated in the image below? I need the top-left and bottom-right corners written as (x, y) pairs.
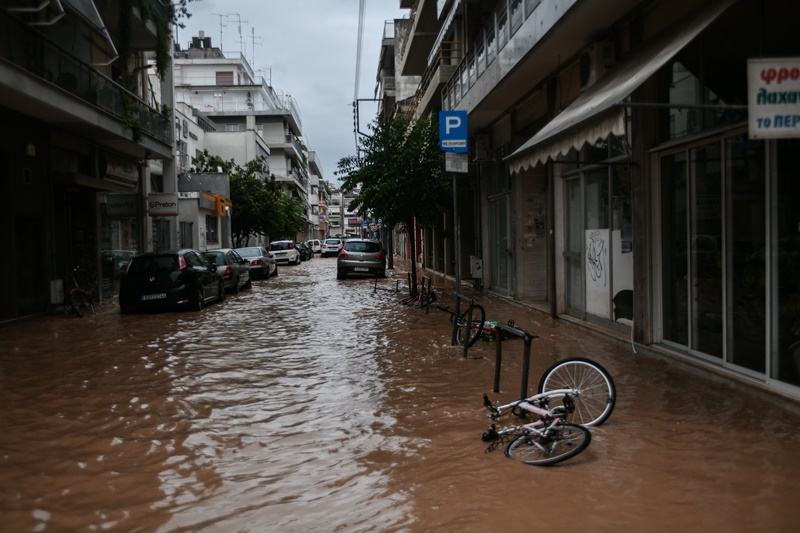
top-left (172, 32), bottom-right (317, 238)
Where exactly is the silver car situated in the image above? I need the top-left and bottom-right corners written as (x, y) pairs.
top-left (336, 239), bottom-right (386, 279)
top-left (203, 249), bottom-right (252, 293)
top-left (235, 246), bottom-right (278, 279)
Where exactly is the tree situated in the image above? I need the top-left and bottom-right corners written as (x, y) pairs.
top-left (190, 150), bottom-right (305, 247)
top-left (336, 115), bottom-right (449, 295)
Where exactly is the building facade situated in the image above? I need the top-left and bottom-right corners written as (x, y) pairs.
top-left (388, 0), bottom-right (800, 401)
top-left (0, 1), bottom-right (176, 322)
top-left (173, 33), bottom-right (318, 242)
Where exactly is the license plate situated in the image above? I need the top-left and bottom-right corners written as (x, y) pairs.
top-left (354, 267), bottom-right (369, 272)
top-left (142, 293), bottom-right (166, 301)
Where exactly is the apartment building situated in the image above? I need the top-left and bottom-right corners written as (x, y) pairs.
top-left (173, 33), bottom-right (316, 240)
top-left (387, 0), bottom-right (800, 401)
top-left (0, 1), bottom-right (177, 322)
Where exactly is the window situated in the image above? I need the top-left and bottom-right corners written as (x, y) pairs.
top-left (497, 8), bottom-right (508, 49)
top-left (216, 71), bottom-right (234, 85)
top-left (205, 215), bottom-right (218, 243)
top-left (225, 124), bottom-right (241, 132)
top-left (510, 0), bottom-right (523, 34)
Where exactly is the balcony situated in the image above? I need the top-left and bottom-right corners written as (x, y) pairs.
top-left (262, 132), bottom-right (304, 160)
top-left (440, 0), bottom-right (639, 132)
top-left (0, 8), bottom-right (171, 157)
top-left (400, 0), bottom-right (440, 76)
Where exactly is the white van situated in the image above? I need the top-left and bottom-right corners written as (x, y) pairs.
top-left (306, 239), bottom-right (322, 253)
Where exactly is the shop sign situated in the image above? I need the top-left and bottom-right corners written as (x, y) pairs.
top-left (147, 193), bottom-right (179, 217)
top-left (106, 194), bottom-right (137, 216)
top-left (748, 57), bottom-right (800, 139)
top-left (105, 155), bottom-right (139, 188)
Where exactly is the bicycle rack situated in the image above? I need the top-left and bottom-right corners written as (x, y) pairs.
top-left (492, 322), bottom-right (539, 399)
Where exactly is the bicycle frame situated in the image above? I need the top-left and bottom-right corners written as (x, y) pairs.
top-left (481, 389), bottom-right (577, 452)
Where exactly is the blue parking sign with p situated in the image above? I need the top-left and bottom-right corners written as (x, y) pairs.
top-left (439, 111), bottom-right (468, 153)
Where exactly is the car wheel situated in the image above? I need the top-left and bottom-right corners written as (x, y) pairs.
top-left (244, 277), bottom-right (252, 290)
top-left (231, 276), bottom-right (240, 294)
top-left (192, 286), bottom-right (204, 311)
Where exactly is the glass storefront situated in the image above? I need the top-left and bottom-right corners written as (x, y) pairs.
top-left (658, 133), bottom-right (800, 388)
top-left (99, 193), bottom-right (140, 299)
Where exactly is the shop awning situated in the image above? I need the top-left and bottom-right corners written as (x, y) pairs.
top-left (507, 0), bottom-right (734, 174)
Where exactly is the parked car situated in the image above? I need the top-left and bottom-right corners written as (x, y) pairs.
top-left (102, 249), bottom-right (137, 274)
top-left (295, 241), bottom-right (312, 261)
top-left (336, 239), bottom-right (386, 279)
top-left (119, 249), bottom-right (225, 313)
top-left (235, 246), bottom-right (278, 279)
top-left (269, 240), bottom-right (301, 265)
top-left (321, 238), bottom-right (344, 257)
top-left (203, 249), bottom-right (252, 293)
top-left (306, 239), bottom-right (322, 254)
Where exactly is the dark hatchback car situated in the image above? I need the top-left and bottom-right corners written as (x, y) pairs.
top-left (336, 239), bottom-right (386, 279)
top-left (119, 249), bottom-right (225, 313)
top-left (295, 241), bottom-right (312, 261)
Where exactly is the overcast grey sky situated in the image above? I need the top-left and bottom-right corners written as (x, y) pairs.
top-left (175, 1), bottom-right (407, 183)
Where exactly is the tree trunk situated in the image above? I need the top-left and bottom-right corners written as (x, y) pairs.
top-left (407, 218), bottom-right (418, 297)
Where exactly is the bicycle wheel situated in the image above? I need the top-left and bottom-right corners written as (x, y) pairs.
top-left (456, 304), bottom-right (485, 347)
top-left (69, 290), bottom-right (95, 318)
top-left (505, 423), bottom-right (590, 466)
top-left (538, 357), bottom-right (616, 426)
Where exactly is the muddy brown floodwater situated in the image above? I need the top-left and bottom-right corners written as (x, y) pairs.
top-left (2, 256), bottom-right (800, 532)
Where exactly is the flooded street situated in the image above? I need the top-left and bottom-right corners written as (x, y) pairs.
top-left (2, 256), bottom-right (800, 532)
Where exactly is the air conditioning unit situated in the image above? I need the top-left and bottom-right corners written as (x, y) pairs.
top-left (473, 135), bottom-right (492, 162)
top-left (580, 41), bottom-right (615, 90)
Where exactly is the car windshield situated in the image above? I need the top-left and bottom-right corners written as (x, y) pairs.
top-left (127, 255), bottom-right (178, 273)
top-left (345, 241), bottom-right (381, 253)
top-left (271, 242), bottom-right (291, 250)
top-left (236, 248), bottom-right (261, 258)
top-left (324, 239), bottom-right (340, 245)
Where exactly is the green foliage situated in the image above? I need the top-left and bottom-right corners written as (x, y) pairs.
top-left (190, 151), bottom-right (305, 247)
top-left (336, 115), bottom-right (449, 294)
top-left (335, 115), bottom-right (449, 231)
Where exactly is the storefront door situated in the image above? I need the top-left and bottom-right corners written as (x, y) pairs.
top-left (489, 194), bottom-right (509, 292)
top-left (659, 132), bottom-right (768, 374)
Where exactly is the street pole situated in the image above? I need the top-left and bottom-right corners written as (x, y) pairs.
top-left (452, 172), bottom-right (460, 292)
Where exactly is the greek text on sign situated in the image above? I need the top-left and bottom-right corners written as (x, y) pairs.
top-left (439, 111), bottom-right (468, 153)
top-left (748, 58), bottom-right (800, 139)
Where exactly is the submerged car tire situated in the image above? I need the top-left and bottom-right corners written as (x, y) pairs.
top-left (192, 286), bottom-right (204, 311)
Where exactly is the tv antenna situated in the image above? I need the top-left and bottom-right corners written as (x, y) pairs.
top-left (229, 13), bottom-right (249, 55)
top-left (250, 27), bottom-right (263, 67)
top-left (211, 13), bottom-right (232, 49)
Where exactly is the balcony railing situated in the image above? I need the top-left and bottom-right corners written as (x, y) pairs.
top-left (1, 9), bottom-right (170, 144)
